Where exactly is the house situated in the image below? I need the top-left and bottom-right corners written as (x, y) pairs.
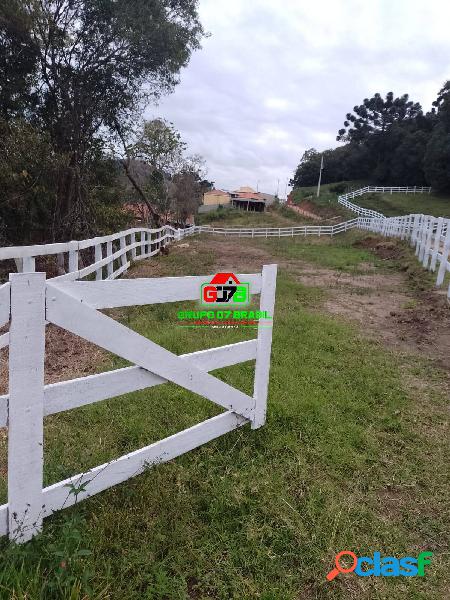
top-left (202, 189), bottom-right (231, 207)
top-left (231, 186), bottom-right (273, 212)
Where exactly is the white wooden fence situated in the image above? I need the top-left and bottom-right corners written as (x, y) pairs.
top-left (359, 213), bottom-right (450, 296)
top-left (0, 265), bottom-right (277, 542)
top-left (195, 219), bottom-right (360, 237)
top-left (0, 225), bottom-right (195, 281)
top-left (337, 185), bottom-right (431, 218)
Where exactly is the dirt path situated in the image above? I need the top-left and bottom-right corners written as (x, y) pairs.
top-left (161, 236), bottom-right (450, 373)
top-left (1, 234), bottom-right (449, 398)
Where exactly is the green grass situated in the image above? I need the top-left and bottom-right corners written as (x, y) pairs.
top-left (291, 182), bottom-right (450, 220)
top-left (197, 205), bottom-right (309, 228)
top-left (353, 192), bottom-right (450, 218)
top-left (0, 235), bottom-right (448, 599)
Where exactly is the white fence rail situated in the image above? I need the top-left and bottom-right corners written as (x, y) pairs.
top-left (337, 185), bottom-right (431, 218)
top-left (0, 265), bottom-right (277, 542)
top-left (0, 225), bottom-right (195, 281)
top-left (195, 219), bottom-right (360, 237)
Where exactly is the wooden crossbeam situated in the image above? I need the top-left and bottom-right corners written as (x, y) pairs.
top-left (0, 340), bottom-right (257, 427)
top-left (0, 411), bottom-right (247, 536)
top-left (0, 283), bottom-right (10, 327)
top-left (49, 273), bottom-right (262, 309)
top-left (46, 286), bottom-right (254, 419)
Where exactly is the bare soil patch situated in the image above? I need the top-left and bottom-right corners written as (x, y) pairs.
top-left (0, 326), bottom-right (107, 395)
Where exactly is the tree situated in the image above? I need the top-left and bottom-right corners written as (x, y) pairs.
top-left (424, 81), bottom-right (450, 191)
top-left (0, 119), bottom-right (62, 245)
top-left (337, 92), bottom-right (423, 143)
top-left (171, 154), bottom-right (207, 224)
top-left (1, 0), bottom-right (204, 239)
top-left (0, 2), bottom-right (38, 119)
top-left (290, 148), bottom-right (321, 187)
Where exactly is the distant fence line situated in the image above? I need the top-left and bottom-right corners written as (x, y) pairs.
top-left (337, 185), bottom-right (431, 219)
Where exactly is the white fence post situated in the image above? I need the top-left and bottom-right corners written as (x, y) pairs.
top-left (95, 243), bottom-right (102, 281)
top-left (119, 236), bottom-right (127, 269)
top-left (106, 241), bottom-right (113, 278)
top-left (252, 264), bottom-right (277, 430)
top-left (22, 256), bottom-right (36, 273)
top-left (131, 233), bottom-right (137, 260)
top-left (422, 217), bottom-right (434, 269)
top-left (436, 226), bottom-right (450, 287)
top-left (68, 241), bottom-right (79, 274)
top-left (430, 217), bottom-right (444, 272)
top-left (8, 272), bottom-right (46, 543)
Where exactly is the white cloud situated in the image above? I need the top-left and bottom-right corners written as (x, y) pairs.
top-left (149, 0), bottom-right (450, 195)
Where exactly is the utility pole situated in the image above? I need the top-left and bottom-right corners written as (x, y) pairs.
top-left (316, 155), bottom-right (324, 198)
top-left (276, 179), bottom-right (280, 197)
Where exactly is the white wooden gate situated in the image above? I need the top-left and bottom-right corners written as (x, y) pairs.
top-left (0, 265), bottom-right (277, 542)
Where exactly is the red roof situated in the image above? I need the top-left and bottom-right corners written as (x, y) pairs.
top-left (210, 273), bottom-right (240, 285)
top-left (233, 192), bottom-right (265, 202)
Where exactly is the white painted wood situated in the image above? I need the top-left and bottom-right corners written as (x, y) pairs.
top-left (68, 241), bottom-right (79, 273)
top-left (46, 286), bottom-right (254, 418)
top-left (252, 264), bottom-right (277, 429)
top-left (436, 226), bottom-right (450, 286)
top-left (119, 236), bottom-right (128, 272)
top-left (430, 217), bottom-right (444, 271)
top-left (0, 504), bottom-right (7, 537)
top-left (95, 244), bottom-right (103, 281)
top-left (130, 233), bottom-right (137, 260)
top-left (106, 262), bottom-right (130, 281)
top-left (106, 241), bottom-right (113, 278)
top-left (422, 217), bottom-right (435, 268)
top-left (22, 256), bottom-right (36, 273)
top-left (8, 273), bottom-right (46, 543)
top-left (41, 411), bottom-right (247, 519)
top-left (0, 340), bottom-right (257, 427)
top-left (0, 332), bottom-right (9, 350)
top-left (50, 273), bottom-right (263, 309)
top-left (0, 282), bottom-right (10, 326)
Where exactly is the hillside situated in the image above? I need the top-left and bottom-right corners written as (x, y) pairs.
top-left (292, 182), bottom-right (450, 219)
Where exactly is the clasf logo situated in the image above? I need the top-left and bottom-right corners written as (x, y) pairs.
top-left (201, 272), bottom-right (249, 305)
top-left (326, 550), bottom-right (433, 581)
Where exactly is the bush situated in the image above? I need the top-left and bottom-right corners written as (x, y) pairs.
top-left (329, 183), bottom-right (347, 194)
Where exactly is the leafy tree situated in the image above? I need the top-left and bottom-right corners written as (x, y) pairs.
top-left (0, 2), bottom-right (38, 119)
top-left (424, 82), bottom-right (450, 191)
top-left (337, 92), bottom-right (423, 143)
top-left (1, 0), bottom-right (204, 240)
top-left (290, 149), bottom-right (321, 187)
top-left (0, 119), bottom-right (62, 245)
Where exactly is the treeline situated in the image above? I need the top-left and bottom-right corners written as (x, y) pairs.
top-left (0, 1), bottom-right (206, 246)
top-left (291, 85), bottom-right (450, 192)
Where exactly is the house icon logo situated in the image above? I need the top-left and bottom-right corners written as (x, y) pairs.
top-left (201, 273), bottom-right (250, 305)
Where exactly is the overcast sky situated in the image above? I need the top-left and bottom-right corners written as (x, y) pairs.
top-left (149, 0), bottom-right (450, 197)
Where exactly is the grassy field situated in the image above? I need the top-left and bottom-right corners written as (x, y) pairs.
top-left (196, 205), bottom-right (309, 227)
top-left (0, 232), bottom-right (448, 599)
top-left (291, 182), bottom-right (450, 219)
top-left (353, 192), bottom-right (450, 218)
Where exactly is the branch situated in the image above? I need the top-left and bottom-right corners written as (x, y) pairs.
top-left (114, 119), bottom-right (161, 227)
